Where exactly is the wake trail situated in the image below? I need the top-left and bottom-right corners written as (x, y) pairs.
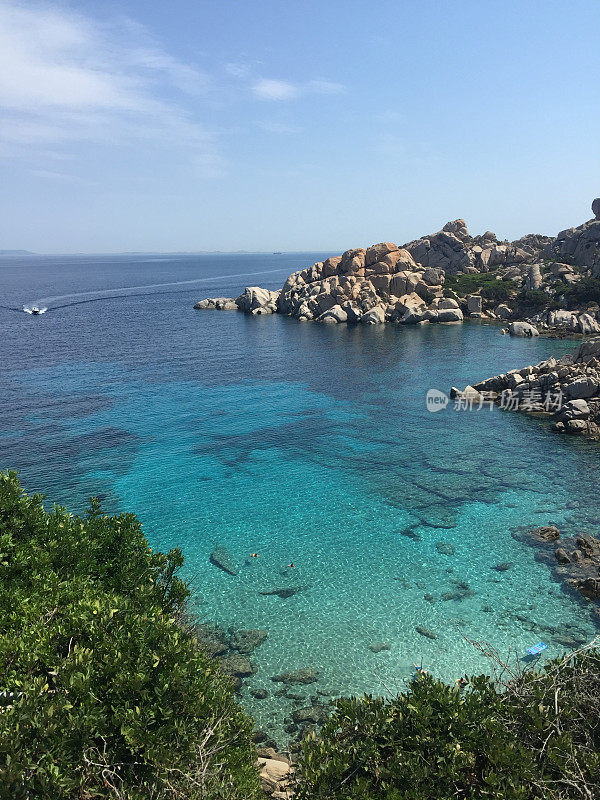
top-left (27, 267), bottom-right (291, 310)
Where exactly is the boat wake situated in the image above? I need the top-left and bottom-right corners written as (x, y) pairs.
top-left (22, 267), bottom-right (290, 313)
top-left (23, 306), bottom-right (48, 315)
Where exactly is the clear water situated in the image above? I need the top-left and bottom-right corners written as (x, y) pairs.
top-left (1, 253), bottom-right (598, 743)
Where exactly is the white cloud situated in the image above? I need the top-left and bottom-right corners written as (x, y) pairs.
top-left (252, 77), bottom-right (346, 101)
top-left (0, 1), bottom-right (220, 172)
top-left (252, 79), bottom-right (299, 101)
top-left (257, 121), bottom-right (299, 134)
top-left (307, 79), bottom-right (345, 95)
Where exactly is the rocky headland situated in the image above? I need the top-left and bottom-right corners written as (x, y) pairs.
top-left (195, 199), bottom-right (600, 336)
top-left (453, 338), bottom-right (600, 440)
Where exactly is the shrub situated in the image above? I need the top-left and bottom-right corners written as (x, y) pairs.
top-left (0, 471), bottom-right (260, 800)
top-left (295, 648), bottom-right (600, 800)
top-left (516, 289), bottom-right (552, 310)
top-left (559, 278), bottom-right (600, 308)
top-left (445, 272), bottom-right (517, 299)
top-left (480, 283), bottom-right (513, 302)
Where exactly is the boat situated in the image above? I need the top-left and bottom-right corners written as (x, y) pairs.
top-left (23, 305), bottom-right (46, 315)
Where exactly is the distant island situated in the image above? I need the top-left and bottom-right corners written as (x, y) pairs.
top-left (0, 249), bottom-right (35, 256)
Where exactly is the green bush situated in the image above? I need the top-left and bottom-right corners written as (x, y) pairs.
top-left (480, 283), bottom-right (513, 302)
top-left (559, 278), bottom-right (600, 308)
top-left (445, 272), bottom-right (517, 299)
top-left (295, 650), bottom-right (600, 800)
top-left (0, 471), bottom-right (260, 800)
top-left (516, 289), bottom-right (552, 310)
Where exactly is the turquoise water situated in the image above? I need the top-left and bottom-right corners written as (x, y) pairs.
top-left (1, 253), bottom-right (599, 742)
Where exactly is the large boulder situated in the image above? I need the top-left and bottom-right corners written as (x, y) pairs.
top-left (495, 303), bottom-right (513, 319)
top-left (395, 292), bottom-right (426, 324)
top-left (509, 321), bottom-right (539, 337)
top-left (258, 758), bottom-right (294, 795)
top-left (524, 263), bottom-right (543, 290)
top-left (466, 294), bottom-right (482, 314)
top-left (555, 399), bottom-right (591, 422)
top-left (236, 286), bottom-right (280, 314)
top-left (365, 242), bottom-right (399, 266)
top-left (593, 198), bottom-right (600, 220)
top-left (361, 305), bottom-right (386, 324)
top-left (564, 377), bottom-right (600, 400)
top-left (548, 309), bottom-right (578, 330)
top-left (573, 338), bottom-right (600, 363)
top-left (437, 298), bottom-right (460, 310)
top-left (578, 313), bottom-right (600, 335)
top-left (437, 307), bottom-right (464, 323)
top-left (320, 304), bottom-right (348, 324)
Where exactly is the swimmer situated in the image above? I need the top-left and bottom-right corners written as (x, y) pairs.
top-left (287, 562), bottom-right (295, 568)
top-left (250, 553), bottom-right (261, 558)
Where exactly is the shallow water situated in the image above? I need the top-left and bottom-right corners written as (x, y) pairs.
top-left (1, 252), bottom-right (598, 743)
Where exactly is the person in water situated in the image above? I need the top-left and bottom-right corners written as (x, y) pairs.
top-left (250, 553), bottom-right (261, 558)
top-left (287, 562), bottom-right (295, 568)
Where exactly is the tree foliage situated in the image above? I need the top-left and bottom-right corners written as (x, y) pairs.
top-left (0, 471), bottom-right (260, 800)
top-left (295, 647), bottom-right (600, 800)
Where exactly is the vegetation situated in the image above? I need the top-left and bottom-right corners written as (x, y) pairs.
top-left (515, 289), bottom-right (555, 311)
top-left (0, 471), bottom-right (260, 800)
top-left (445, 271), bottom-right (517, 299)
top-left (558, 278), bottom-right (600, 308)
top-left (3, 472), bottom-right (600, 800)
top-left (296, 646), bottom-right (600, 800)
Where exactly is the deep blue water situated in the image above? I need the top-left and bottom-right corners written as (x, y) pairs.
top-left (1, 252), bottom-right (599, 741)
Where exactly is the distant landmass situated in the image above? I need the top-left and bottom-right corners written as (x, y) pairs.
top-left (0, 250), bottom-right (35, 256)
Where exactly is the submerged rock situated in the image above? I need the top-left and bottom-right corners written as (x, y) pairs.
top-left (209, 545), bottom-right (239, 576)
top-left (259, 586), bottom-right (302, 599)
top-left (415, 625), bottom-right (437, 640)
top-left (230, 629), bottom-right (268, 654)
top-left (221, 654), bottom-right (255, 677)
top-left (271, 668), bottom-right (320, 685)
top-left (435, 541), bottom-right (456, 556)
top-left (292, 705), bottom-right (329, 725)
top-left (368, 641), bottom-right (391, 653)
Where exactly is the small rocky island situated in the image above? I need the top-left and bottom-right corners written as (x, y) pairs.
top-left (195, 199), bottom-right (600, 336)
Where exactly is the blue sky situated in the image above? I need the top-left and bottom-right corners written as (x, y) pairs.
top-left (0, 0), bottom-right (598, 253)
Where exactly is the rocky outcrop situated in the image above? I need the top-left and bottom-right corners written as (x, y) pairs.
top-left (543, 211), bottom-right (600, 275)
top-left (508, 321), bottom-right (539, 337)
top-left (193, 297), bottom-right (237, 310)
top-left (258, 755), bottom-right (294, 797)
top-left (236, 286), bottom-right (280, 315)
top-left (455, 338), bottom-right (600, 439)
top-left (516, 526), bottom-right (600, 615)
top-left (193, 200), bottom-right (600, 331)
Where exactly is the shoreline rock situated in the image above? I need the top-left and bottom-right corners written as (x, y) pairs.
top-left (515, 526), bottom-right (600, 618)
top-left (453, 338), bottom-right (600, 441)
top-left (194, 200), bottom-right (600, 333)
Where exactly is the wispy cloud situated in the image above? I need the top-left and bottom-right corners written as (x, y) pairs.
top-left (251, 77), bottom-right (346, 101)
top-left (257, 121), bottom-right (300, 134)
top-left (307, 79), bottom-right (345, 95)
top-left (252, 78), bottom-right (299, 101)
top-left (0, 1), bottom-right (221, 173)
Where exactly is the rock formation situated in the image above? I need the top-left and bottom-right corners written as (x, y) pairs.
top-left (193, 200), bottom-right (600, 331)
top-left (454, 338), bottom-right (600, 439)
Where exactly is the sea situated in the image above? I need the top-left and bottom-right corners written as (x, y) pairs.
top-left (1, 251), bottom-right (599, 742)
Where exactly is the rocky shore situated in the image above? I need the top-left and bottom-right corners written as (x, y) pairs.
top-left (515, 525), bottom-right (600, 616)
top-left (453, 338), bottom-right (600, 440)
top-left (195, 199), bottom-right (600, 335)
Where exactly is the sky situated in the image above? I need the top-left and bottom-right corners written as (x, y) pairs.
top-left (0, 0), bottom-right (598, 253)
